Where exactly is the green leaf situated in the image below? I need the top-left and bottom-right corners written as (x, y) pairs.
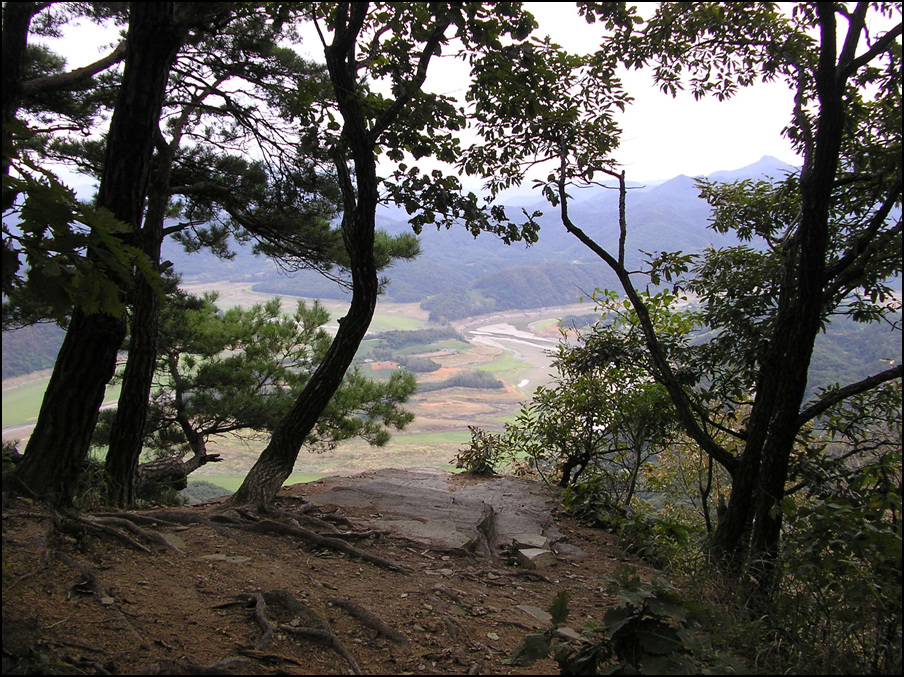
top-left (510, 633), bottom-right (551, 666)
top-left (549, 589), bottom-right (570, 627)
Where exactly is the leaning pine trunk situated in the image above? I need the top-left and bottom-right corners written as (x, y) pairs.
top-left (13, 3), bottom-right (182, 505)
top-left (230, 237), bottom-right (379, 508)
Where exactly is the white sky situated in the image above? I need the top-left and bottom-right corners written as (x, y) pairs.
top-left (524, 2), bottom-right (802, 182)
top-left (44, 2), bottom-right (803, 191)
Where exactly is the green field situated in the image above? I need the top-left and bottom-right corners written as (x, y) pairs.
top-left (367, 313), bottom-right (424, 332)
top-left (2, 378), bottom-right (121, 427)
top-left (203, 290), bottom-right (424, 333)
top-left (191, 472), bottom-right (323, 493)
top-left (475, 352), bottom-right (530, 378)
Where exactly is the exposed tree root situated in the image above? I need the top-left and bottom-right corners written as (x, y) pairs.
top-left (80, 514), bottom-right (184, 554)
top-left (138, 657), bottom-right (249, 674)
top-left (238, 519), bottom-right (409, 573)
top-left (239, 590), bottom-right (362, 675)
top-left (235, 646), bottom-right (307, 667)
top-left (91, 511), bottom-right (185, 528)
top-left (51, 549), bottom-right (148, 649)
top-left (279, 624), bottom-right (362, 674)
top-left (432, 599), bottom-right (462, 640)
top-left (105, 509), bottom-right (404, 572)
top-left (249, 593), bottom-right (275, 650)
top-left (316, 508), bottom-right (358, 530)
top-left (461, 568), bottom-right (554, 584)
top-left (324, 596), bottom-right (411, 649)
top-left (290, 512), bottom-right (342, 533)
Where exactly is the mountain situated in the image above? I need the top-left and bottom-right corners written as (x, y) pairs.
top-left (163, 156), bottom-right (799, 311)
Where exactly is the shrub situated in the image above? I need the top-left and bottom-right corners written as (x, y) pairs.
top-left (451, 426), bottom-right (505, 475)
top-left (510, 567), bottom-right (744, 674)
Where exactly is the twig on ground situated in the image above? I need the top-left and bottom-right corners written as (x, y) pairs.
top-left (278, 624), bottom-right (362, 675)
top-left (51, 550), bottom-right (148, 649)
top-left (250, 593), bottom-right (275, 650)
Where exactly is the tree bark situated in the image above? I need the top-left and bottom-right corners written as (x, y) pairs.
top-left (233, 10), bottom-right (381, 503)
top-left (711, 5), bottom-right (849, 571)
top-left (104, 261), bottom-right (162, 507)
top-left (136, 448), bottom-right (221, 495)
top-left (104, 137), bottom-right (176, 507)
top-left (748, 5), bottom-right (845, 567)
top-left (13, 2), bottom-right (183, 505)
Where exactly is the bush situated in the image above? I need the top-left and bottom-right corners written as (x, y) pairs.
top-left (451, 426), bottom-right (506, 475)
top-left (180, 480), bottom-right (232, 504)
top-left (758, 494), bottom-right (903, 674)
top-left (562, 479), bottom-right (695, 571)
top-left (510, 568), bottom-right (744, 674)
top-left (398, 356), bottom-right (441, 373)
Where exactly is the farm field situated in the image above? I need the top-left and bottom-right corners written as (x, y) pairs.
top-left (2, 282), bottom-right (588, 490)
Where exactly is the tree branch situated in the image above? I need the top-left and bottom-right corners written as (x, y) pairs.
top-left (798, 364), bottom-right (903, 427)
top-left (554, 150), bottom-right (739, 475)
top-left (823, 178), bottom-right (901, 285)
top-left (368, 11), bottom-right (454, 142)
top-left (839, 21), bottom-right (902, 81)
top-left (22, 41), bottom-right (126, 95)
top-left (835, 2), bottom-right (868, 80)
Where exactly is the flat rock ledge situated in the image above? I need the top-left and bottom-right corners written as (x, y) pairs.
top-left (302, 468), bottom-right (584, 564)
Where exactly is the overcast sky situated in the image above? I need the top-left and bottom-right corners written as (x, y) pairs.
top-left (46, 2), bottom-right (803, 191)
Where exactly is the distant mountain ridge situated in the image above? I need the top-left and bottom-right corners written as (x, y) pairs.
top-left (236, 155), bottom-right (798, 312)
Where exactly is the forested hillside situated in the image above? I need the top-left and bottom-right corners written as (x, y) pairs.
top-left (200, 157), bottom-right (807, 314)
top-left (1, 323), bottom-right (65, 380)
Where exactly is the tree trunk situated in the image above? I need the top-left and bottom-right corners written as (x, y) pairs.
top-left (104, 141), bottom-right (176, 507)
top-left (13, 2), bottom-right (182, 505)
top-left (11, 308), bottom-right (126, 503)
top-left (104, 269), bottom-right (161, 506)
top-left (711, 7), bottom-right (845, 573)
top-left (136, 448), bottom-right (221, 495)
top-left (230, 286), bottom-right (378, 507)
top-left (231, 4), bottom-right (381, 509)
top-left (748, 7), bottom-right (844, 567)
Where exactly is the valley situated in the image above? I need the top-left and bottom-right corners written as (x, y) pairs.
top-left (4, 155), bottom-right (898, 496)
top-left (2, 281), bottom-right (589, 491)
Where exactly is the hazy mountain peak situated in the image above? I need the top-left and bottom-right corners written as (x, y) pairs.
top-left (707, 155), bottom-right (798, 182)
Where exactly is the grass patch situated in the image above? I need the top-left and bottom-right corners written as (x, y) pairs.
top-left (392, 430), bottom-right (472, 445)
top-left (474, 352), bottom-right (529, 376)
top-left (368, 313), bottom-right (424, 332)
top-left (358, 364), bottom-right (399, 380)
top-left (2, 378), bottom-right (49, 426)
top-left (2, 379), bottom-right (121, 427)
top-left (191, 472), bottom-right (323, 492)
top-left (529, 317), bottom-right (561, 333)
top-left (434, 340), bottom-right (470, 351)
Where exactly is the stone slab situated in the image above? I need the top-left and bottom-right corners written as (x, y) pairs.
top-left (305, 468), bottom-right (561, 559)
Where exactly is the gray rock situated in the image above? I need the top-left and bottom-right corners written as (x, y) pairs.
top-left (553, 542), bottom-right (590, 561)
top-left (515, 604), bottom-right (552, 625)
top-left (515, 547), bottom-right (557, 569)
top-left (511, 533), bottom-right (549, 550)
top-left (307, 468), bottom-right (560, 559)
top-left (555, 627), bottom-right (583, 642)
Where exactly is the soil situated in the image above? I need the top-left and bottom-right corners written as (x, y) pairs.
top-left (2, 473), bottom-right (666, 676)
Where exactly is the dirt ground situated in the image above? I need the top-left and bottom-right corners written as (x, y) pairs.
top-left (2, 475), bottom-right (666, 676)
